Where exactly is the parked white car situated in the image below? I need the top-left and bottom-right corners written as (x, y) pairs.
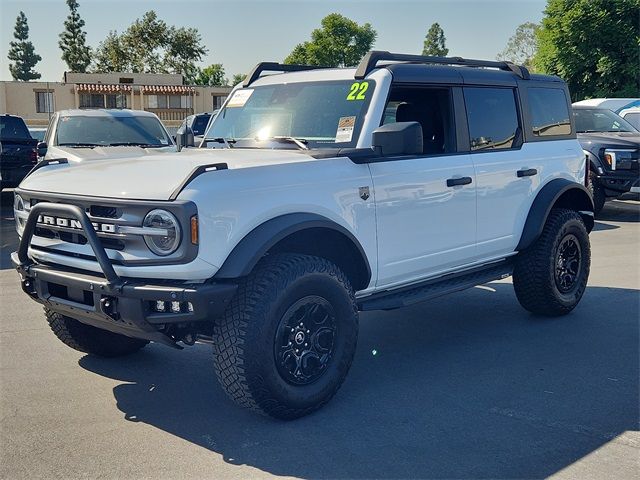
top-left (13, 51), bottom-right (593, 419)
top-left (618, 106), bottom-right (640, 130)
top-left (39, 109), bottom-right (176, 162)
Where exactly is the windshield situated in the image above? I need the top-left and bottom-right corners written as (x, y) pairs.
top-left (55, 115), bottom-right (172, 147)
top-left (573, 108), bottom-right (638, 133)
top-left (191, 114), bottom-right (211, 136)
top-left (204, 80), bottom-right (375, 149)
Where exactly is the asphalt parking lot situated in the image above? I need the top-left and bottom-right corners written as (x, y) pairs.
top-left (0, 192), bottom-right (638, 480)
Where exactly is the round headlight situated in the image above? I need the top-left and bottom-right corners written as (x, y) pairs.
top-left (143, 209), bottom-right (181, 256)
top-left (14, 194), bottom-right (24, 212)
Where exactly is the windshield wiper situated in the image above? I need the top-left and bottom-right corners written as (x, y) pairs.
top-left (204, 137), bottom-right (237, 148)
top-left (58, 142), bottom-right (100, 148)
top-left (268, 136), bottom-right (309, 150)
top-left (107, 142), bottom-right (166, 147)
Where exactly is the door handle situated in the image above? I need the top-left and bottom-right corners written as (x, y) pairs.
top-left (517, 168), bottom-right (537, 177)
top-left (446, 176), bottom-right (473, 187)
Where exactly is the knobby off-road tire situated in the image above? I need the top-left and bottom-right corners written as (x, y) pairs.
top-left (212, 253), bottom-right (359, 420)
top-left (513, 208), bottom-right (590, 316)
top-left (588, 171), bottom-right (606, 215)
top-left (45, 308), bottom-right (148, 357)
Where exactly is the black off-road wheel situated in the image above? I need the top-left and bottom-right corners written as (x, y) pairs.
top-left (212, 253), bottom-right (358, 420)
top-left (513, 208), bottom-right (590, 316)
top-left (45, 309), bottom-right (148, 357)
top-left (588, 171), bottom-right (606, 215)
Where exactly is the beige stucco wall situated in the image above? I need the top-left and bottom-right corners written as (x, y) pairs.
top-left (0, 80), bottom-right (232, 127)
top-left (64, 72), bottom-right (184, 85)
top-left (0, 81), bottom-right (76, 126)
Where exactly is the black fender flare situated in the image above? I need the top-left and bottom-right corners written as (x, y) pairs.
top-left (214, 213), bottom-right (372, 283)
top-left (516, 179), bottom-right (594, 251)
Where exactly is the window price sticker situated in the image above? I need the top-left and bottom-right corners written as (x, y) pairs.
top-left (335, 116), bottom-right (356, 143)
top-left (226, 89), bottom-right (254, 108)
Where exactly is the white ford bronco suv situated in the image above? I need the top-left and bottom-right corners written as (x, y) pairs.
top-left (12, 52), bottom-right (593, 419)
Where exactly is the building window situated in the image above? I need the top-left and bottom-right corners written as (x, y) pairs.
top-left (79, 93), bottom-right (105, 109)
top-left (35, 91), bottom-right (54, 113)
top-left (147, 94), bottom-right (192, 109)
top-left (212, 95), bottom-right (226, 109)
top-left (106, 93), bottom-right (128, 109)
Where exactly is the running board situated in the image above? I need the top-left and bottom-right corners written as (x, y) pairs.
top-left (358, 261), bottom-right (513, 311)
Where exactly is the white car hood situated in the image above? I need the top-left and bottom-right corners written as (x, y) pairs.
top-left (47, 145), bottom-right (176, 163)
top-left (20, 148), bottom-right (315, 200)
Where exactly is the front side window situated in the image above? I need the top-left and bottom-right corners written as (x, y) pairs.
top-left (528, 87), bottom-right (571, 136)
top-left (55, 115), bottom-right (172, 147)
top-left (464, 87), bottom-right (520, 151)
top-left (205, 80), bottom-right (375, 149)
top-left (573, 108), bottom-right (638, 133)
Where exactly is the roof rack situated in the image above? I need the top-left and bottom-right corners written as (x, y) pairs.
top-left (242, 62), bottom-right (329, 87)
top-left (355, 50), bottom-right (530, 80)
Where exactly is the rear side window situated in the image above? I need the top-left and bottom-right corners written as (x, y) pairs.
top-left (528, 87), bottom-right (571, 136)
top-left (0, 116), bottom-right (31, 141)
top-left (463, 88), bottom-right (519, 151)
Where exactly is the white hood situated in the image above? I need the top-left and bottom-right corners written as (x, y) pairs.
top-left (20, 148), bottom-right (314, 200)
top-left (46, 145), bottom-right (177, 163)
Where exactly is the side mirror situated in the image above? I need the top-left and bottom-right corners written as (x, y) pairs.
top-left (371, 122), bottom-right (423, 156)
top-left (36, 141), bottom-right (48, 158)
top-left (175, 128), bottom-right (194, 152)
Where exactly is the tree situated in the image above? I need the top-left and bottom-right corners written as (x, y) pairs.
top-left (7, 11), bottom-right (41, 81)
top-left (231, 73), bottom-right (247, 85)
top-left (535, 0), bottom-right (640, 101)
top-left (497, 22), bottom-right (539, 71)
top-left (59, 0), bottom-right (91, 72)
top-left (284, 13), bottom-right (377, 67)
top-left (422, 23), bottom-right (448, 56)
top-left (196, 63), bottom-right (227, 86)
top-left (92, 31), bottom-right (127, 72)
top-left (92, 10), bottom-right (207, 80)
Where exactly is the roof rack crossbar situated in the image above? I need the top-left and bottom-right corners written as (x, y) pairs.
top-left (355, 50), bottom-right (530, 80)
top-left (242, 62), bottom-right (329, 87)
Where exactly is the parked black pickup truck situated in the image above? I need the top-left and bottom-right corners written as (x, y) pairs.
top-left (573, 106), bottom-right (640, 214)
top-left (1, 114), bottom-right (38, 190)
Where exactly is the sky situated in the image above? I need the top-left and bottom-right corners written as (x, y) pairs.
top-left (0, 0), bottom-right (547, 82)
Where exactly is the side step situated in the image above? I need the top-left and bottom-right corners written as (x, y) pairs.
top-left (358, 260), bottom-right (513, 311)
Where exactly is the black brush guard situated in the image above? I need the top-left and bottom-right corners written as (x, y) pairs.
top-left (12, 203), bottom-right (237, 347)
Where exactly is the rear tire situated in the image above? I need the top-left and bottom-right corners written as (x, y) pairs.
top-left (212, 253), bottom-right (358, 420)
top-left (513, 209), bottom-right (590, 316)
top-left (45, 308), bottom-right (148, 357)
top-left (588, 171), bottom-right (606, 215)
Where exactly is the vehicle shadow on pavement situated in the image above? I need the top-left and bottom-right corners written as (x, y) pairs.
top-left (79, 282), bottom-right (639, 479)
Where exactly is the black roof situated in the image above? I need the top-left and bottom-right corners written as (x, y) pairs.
top-left (383, 63), bottom-right (562, 86)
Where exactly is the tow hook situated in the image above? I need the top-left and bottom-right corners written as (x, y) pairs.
top-left (100, 296), bottom-right (119, 320)
top-left (21, 276), bottom-right (37, 299)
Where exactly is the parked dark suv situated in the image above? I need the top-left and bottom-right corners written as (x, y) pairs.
top-left (573, 105), bottom-right (640, 213)
top-left (0, 115), bottom-right (38, 190)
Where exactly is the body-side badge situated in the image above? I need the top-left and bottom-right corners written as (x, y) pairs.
top-left (359, 186), bottom-right (370, 201)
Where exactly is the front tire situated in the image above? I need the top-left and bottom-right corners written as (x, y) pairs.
top-left (212, 253), bottom-right (358, 420)
top-left (513, 209), bottom-right (590, 316)
top-left (46, 309), bottom-right (148, 357)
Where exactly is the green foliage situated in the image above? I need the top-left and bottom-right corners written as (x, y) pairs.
top-left (497, 22), bottom-right (539, 71)
top-left (92, 10), bottom-right (207, 82)
top-left (231, 73), bottom-right (247, 86)
top-left (535, 0), bottom-right (640, 100)
top-left (196, 63), bottom-right (227, 86)
top-left (59, 0), bottom-right (91, 72)
top-left (422, 23), bottom-right (448, 56)
top-left (284, 13), bottom-right (377, 67)
top-left (7, 11), bottom-right (41, 81)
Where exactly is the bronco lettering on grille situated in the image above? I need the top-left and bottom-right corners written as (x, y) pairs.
top-left (37, 215), bottom-right (116, 233)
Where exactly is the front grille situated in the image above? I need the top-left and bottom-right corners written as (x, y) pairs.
top-left (90, 205), bottom-right (119, 218)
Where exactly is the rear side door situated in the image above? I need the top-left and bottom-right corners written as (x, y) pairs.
top-left (463, 86), bottom-right (534, 259)
top-left (370, 86), bottom-right (477, 288)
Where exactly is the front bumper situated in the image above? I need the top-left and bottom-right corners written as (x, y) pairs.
top-left (596, 171), bottom-right (640, 196)
top-left (12, 202), bottom-right (237, 347)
